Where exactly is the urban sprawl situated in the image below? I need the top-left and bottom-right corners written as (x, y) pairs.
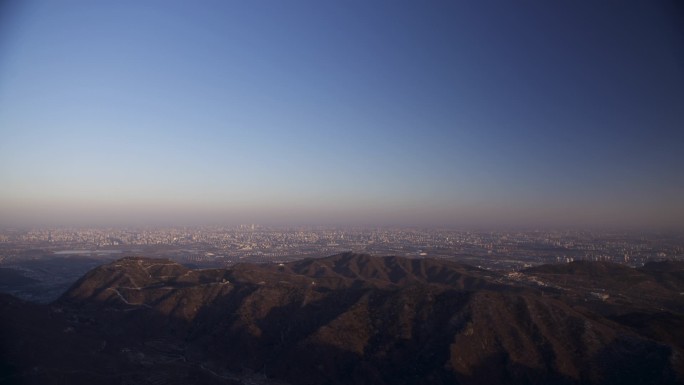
top-left (2, 226), bottom-right (682, 270)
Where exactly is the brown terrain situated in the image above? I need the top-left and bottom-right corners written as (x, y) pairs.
top-left (1, 253), bottom-right (683, 384)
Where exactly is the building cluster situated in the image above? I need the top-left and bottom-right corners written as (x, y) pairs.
top-left (0, 226), bottom-right (682, 270)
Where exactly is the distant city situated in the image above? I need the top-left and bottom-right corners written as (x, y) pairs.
top-left (2, 226), bottom-right (682, 270)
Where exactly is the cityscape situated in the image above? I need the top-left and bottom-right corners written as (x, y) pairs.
top-left (3, 225), bottom-right (682, 268)
top-left (1, 0), bottom-right (683, 383)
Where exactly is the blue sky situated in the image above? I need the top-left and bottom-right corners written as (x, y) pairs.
top-left (1, 0), bottom-right (683, 228)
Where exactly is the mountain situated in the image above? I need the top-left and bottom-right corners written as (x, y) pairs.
top-left (1, 253), bottom-right (683, 385)
top-left (524, 260), bottom-right (684, 314)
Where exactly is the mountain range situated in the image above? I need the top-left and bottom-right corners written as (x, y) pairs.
top-left (2, 253), bottom-right (683, 384)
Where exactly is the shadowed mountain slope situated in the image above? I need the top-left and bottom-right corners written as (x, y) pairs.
top-left (1, 253), bottom-right (683, 385)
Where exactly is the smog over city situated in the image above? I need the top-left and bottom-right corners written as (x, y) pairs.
top-left (1, 1), bottom-right (683, 384)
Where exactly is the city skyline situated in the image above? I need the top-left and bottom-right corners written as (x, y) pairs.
top-left (1, 1), bottom-right (683, 229)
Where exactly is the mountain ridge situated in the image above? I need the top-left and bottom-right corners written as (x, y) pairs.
top-left (2, 253), bottom-right (683, 385)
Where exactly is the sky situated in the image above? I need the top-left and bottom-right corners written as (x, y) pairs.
top-left (1, 0), bottom-right (683, 229)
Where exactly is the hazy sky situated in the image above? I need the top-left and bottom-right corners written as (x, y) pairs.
top-left (1, 0), bottom-right (683, 228)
